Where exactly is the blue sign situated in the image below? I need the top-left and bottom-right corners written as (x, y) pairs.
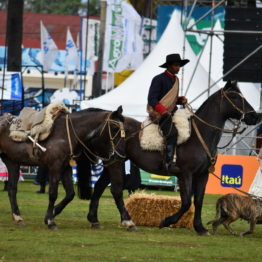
top-left (11, 73), bottom-right (22, 100)
top-left (221, 164), bottom-right (243, 188)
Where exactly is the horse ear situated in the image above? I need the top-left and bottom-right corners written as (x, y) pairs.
top-left (116, 105), bottom-right (123, 115)
top-left (224, 79), bottom-right (235, 90)
top-left (225, 79), bottom-right (231, 88)
top-left (231, 80), bottom-right (238, 87)
top-left (111, 106), bottom-right (123, 120)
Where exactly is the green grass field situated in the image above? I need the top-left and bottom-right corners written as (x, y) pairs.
top-left (0, 181), bottom-right (261, 262)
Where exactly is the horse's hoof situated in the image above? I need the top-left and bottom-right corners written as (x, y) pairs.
top-left (48, 224), bottom-right (57, 230)
top-left (17, 220), bottom-right (25, 226)
top-left (159, 219), bottom-right (168, 229)
top-left (197, 231), bottom-right (210, 236)
top-left (127, 225), bottom-right (138, 232)
top-left (90, 222), bottom-right (100, 229)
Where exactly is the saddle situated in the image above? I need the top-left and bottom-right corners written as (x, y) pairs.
top-left (9, 101), bottom-right (69, 143)
top-left (140, 108), bottom-right (192, 151)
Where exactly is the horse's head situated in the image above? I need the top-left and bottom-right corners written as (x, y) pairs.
top-left (87, 106), bottom-right (126, 161)
top-left (221, 80), bottom-right (258, 125)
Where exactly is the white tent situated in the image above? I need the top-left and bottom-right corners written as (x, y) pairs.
top-left (81, 10), bottom-right (220, 121)
top-left (199, 20), bottom-right (261, 111)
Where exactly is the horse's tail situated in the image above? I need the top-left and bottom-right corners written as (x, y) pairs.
top-left (76, 153), bottom-right (93, 200)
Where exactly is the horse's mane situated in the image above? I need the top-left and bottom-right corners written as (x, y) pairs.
top-left (125, 116), bottom-right (141, 129)
top-left (83, 108), bottom-right (107, 112)
top-left (195, 88), bottom-right (220, 115)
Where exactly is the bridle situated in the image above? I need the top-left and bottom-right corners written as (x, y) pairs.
top-left (98, 112), bottom-right (126, 158)
top-left (192, 88), bottom-right (260, 198)
top-left (220, 88), bottom-right (255, 116)
top-left (187, 87), bottom-right (256, 169)
top-left (65, 112), bottom-right (126, 166)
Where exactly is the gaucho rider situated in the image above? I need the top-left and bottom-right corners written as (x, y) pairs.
top-left (147, 53), bottom-right (189, 174)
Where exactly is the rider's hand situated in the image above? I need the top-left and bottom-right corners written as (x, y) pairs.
top-left (177, 96), bottom-right (188, 105)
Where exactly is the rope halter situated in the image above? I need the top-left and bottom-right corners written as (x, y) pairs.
top-left (66, 112), bottom-right (126, 166)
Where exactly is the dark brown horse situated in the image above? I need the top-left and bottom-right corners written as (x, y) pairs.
top-left (0, 106), bottom-right (125, 230)
top-left (77, 80), bottom-right (258, 234)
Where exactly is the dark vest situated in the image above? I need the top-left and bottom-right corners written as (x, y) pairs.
top-left (147, 71), bottom-right (176, 108)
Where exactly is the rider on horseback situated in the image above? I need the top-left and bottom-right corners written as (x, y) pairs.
top-left (147, 54), bottom-right (189, 174)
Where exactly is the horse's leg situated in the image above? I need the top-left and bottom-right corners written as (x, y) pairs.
top-left (53, 165), bottom-right (75, 218)
top-left (87, 167), bottom-right (111, 228)
top-left (44, 166), bottom-right (60, 230)
top-left (107, 162), bottom-right (137, 231)
top-left (192, 171), bottom-right (209, 235)
top-left (159, 174), bottom-right (192, 228)
top-left (3, 158), bottom-right (24, 225)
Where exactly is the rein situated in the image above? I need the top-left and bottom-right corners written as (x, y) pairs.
top-left (190, 89), bottom-right (260, 199)
top-left (185, 103), bottom-right (245, 135)
top-left (192, 118), bottom-right (261, 199)
top-left (185, 89), bottom-right (249, 149)
top-left (65, 113), bottom-right (126, 166)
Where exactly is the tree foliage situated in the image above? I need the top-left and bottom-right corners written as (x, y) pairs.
top-left (0, 0), bottom-right (7, 10)
top-left (23, 0), bottom-right (86, 15)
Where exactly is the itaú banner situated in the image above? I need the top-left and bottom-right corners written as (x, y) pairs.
top-left (206, 154), bottom-right (261, 196)
top-left (0, 71), bottom-right (22, 100)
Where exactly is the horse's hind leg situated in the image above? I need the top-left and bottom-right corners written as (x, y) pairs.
top-left (88, 166), bottom-right (111, 228)
top-left (159, 174), bottom-right (193, 229)
top-left (53, 165), bottom-right (75, 218)
top-left (192, 171), bottom-right (209, 235)
top-left (44, 167), bottom-right (60, 230)
top-left (108, 162), bottom-right (137, 231)
top-left (3, 158), bottom-right (24, 225)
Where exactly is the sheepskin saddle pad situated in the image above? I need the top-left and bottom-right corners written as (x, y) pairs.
top-left (140, 108), bottom-right (192, 151)
top-left (9, 101), bottom-right (69, 142)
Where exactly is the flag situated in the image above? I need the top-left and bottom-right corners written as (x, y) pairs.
top-left (73, 32), bottom-right (80, 88)
top-left (40, 21), bottom-right (58, 72)
top-left (65, 27), bottom-right (79, 76)
top-left (0, 72), bottom-right (22, 100)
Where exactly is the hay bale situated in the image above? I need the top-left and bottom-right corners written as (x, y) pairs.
top-left (125, 193), bottom-right (194, 228)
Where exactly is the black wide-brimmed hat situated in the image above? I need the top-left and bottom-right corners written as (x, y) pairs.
top-left (159, 53), bottom-right (190, 68)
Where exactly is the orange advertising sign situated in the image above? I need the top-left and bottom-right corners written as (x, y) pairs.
top-left (205, 154), bottom-right (259, 195)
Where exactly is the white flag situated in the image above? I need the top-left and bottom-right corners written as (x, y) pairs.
top-left (65, 27), bottom-right (79, 75)
top-left (40, 21), bottom-right (58, 71)
top-left (103, 0), bottom-right (143, 72)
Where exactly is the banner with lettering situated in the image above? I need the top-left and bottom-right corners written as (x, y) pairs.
top-left (103, 0), bottom-right (143, 72)
top-left (205, 155), bottom-right (260, 195)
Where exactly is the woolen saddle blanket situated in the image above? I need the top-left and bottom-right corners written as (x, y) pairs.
top-left (140, 108), bottom-right (192, 151)
top-left (9, 101), bottom-right (69, 142)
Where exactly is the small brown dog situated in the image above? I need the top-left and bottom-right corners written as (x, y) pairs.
top-left (207, 193), bottom-right (262, 236)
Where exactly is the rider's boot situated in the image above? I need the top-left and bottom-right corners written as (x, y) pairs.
top-left (166, 144), bottom-right (180, 174)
